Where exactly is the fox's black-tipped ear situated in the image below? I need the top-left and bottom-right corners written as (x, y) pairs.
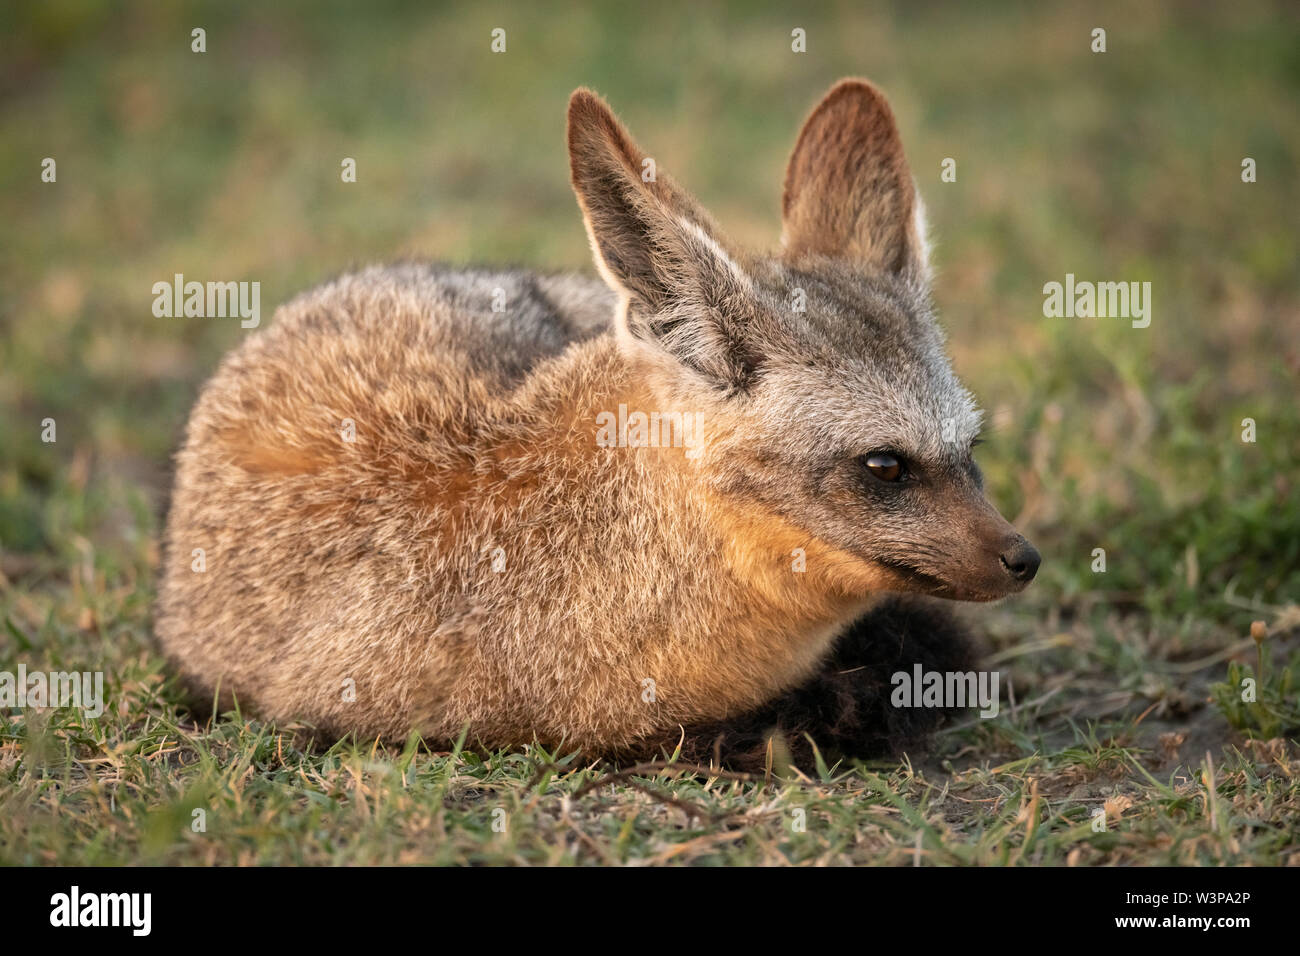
top-left (566, 89), bottom-right (666, 308)
top-left (781, 79), bottom-right (929, 278)
top-left (566, 89), bottom-right (735, 308)
top-left (566, 88), bottom-right (758, 389)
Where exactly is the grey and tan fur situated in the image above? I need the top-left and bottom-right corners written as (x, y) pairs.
top-left (156, 79), bottom-right (1039, 754)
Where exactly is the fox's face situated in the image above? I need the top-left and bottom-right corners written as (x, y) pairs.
top-left (568, 79), bottom-right (1039, 602)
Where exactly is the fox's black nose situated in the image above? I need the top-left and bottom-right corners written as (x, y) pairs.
top-left (999, 538), bottom-right (1041, 583)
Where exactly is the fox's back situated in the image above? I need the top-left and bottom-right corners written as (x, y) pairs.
top-left (263, 264), bottom-right (612, 385)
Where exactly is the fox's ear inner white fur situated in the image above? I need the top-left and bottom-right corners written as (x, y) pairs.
top-left (781, 78), bottom-right (929, 279)
top-left (909, 187), bottom-right (933, 281)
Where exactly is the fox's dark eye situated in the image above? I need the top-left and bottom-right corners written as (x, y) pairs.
top-left (862, 452), bottom-right (905, 482)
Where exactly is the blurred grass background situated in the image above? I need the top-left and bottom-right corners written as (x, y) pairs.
top-left (1, 0), bottom-right (1298, 864)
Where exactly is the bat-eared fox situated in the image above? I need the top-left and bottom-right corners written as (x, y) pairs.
top-left (157, 79), bottom-right (1039, 770)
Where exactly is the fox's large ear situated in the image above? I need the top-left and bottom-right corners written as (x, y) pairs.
top-left (567, 89), bottom-right (757, 388)
top-left (781, 79), bottom-right (928, 277)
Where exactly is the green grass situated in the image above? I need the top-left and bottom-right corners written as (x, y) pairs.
top-left (2, 0), bottom-right (1299, 865)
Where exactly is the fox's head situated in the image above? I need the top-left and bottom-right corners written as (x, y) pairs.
top-left (568, 79), bottom-right (1039, 603)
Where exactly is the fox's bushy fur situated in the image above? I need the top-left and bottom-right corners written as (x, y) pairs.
top-left (156, 80), bottom-right (1037, 765)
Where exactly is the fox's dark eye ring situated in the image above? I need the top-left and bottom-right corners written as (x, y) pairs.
top-left (862, 452), bottom-right (906, 482)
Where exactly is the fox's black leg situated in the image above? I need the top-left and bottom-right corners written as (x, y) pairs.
top-left (655, 597), bottom-right (979, 772)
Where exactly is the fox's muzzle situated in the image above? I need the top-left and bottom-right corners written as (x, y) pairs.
top-left (910, 492), bottom-right (1041, 602)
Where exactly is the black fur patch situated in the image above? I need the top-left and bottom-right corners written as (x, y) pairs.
top-left (627, 596), bottom-right (978, 772)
